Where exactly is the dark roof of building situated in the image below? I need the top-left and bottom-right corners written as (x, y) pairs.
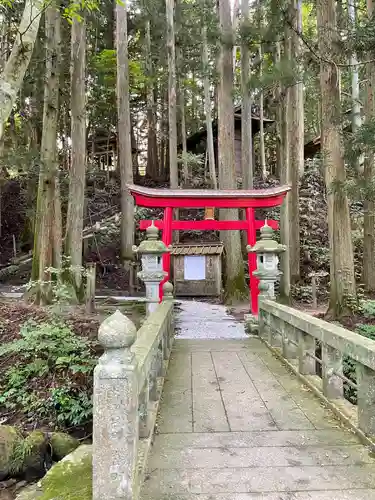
top-left (185, 104), bottom-right (274, 149)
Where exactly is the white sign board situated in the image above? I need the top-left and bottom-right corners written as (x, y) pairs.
top-left (184, 255), bottom-right (206, 281)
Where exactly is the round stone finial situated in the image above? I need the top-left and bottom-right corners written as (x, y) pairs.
top-left (162, 281), bottom-right (174, 300)
top-left (98, 310), bottom-right (137, 349)
top-left (146, 221), bottom-right (159, 240)
top-left (260, 221), bottom-right (274, 239)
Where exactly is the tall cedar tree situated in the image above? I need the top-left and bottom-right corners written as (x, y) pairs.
top-left (116, 0), bottom-right (134, 267)
top-left (317, 0), bottom-right (357, 317)
top-left (65, 15), bottom-right (87, 295)
top-left (218, 0), bottom-right (247, 301)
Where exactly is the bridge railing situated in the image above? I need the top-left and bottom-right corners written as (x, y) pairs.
top-left (92, 292), bottom-right (174, 500)
top-left (258, 299), bottom-right (375, 442)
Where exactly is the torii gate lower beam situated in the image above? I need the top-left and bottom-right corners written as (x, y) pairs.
top-left (127, 184), bottom-right (290, 315)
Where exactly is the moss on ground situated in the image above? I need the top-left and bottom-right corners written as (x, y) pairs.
top-left (50, 432), bottom-right (79, 461)
top-left (16, 445), bottom-right (92, 500)
top-left (40, 446), bottom-right (92, 500)
top-left (0, 425), bottom-right (23, 479)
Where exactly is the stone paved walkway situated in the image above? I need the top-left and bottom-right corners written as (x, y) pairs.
top-left (175, 300), bottom-right (247, 339)
top-left (141, 333), bottom-right (375, 499)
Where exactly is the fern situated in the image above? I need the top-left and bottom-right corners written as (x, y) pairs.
top-left (0, 320), bottom-right (97, 428)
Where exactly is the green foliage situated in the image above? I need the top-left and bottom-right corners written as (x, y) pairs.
top-left (27, 258), bottom-right (87, 305)
top-left (0, 320), bottom-right (96, 428)
top-left (343, 312), bottom-right (375, 405)
top-left (63, 0), bottom-right (99, 23)
top-left (9, 437), bottom-right (34, 475)
top-left (361, 300), bottom-right (375, 319)
top-left (93, 50), bottom-right (146, 91)
top-left (350, 14), bottom-right (375, 55)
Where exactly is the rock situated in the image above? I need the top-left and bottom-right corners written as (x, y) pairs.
top-left (50, 432), bottom-right (79, 461)
top-left (0, 426), bottom-right (23, 480)
top-left (21, 431), bottom-right (51, 481)
top-left (16, 445), bottom-right (92, 500)
top-left (0, 427), bottom-right (51, 482)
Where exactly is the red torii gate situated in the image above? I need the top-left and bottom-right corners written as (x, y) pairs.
top-left (127, 184), bottom-right (290, 314)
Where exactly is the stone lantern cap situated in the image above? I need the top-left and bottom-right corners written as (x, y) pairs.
top-left (247, 221), bottom-right (286, 254)
top-left (133, 222), bottom-right (171, 255)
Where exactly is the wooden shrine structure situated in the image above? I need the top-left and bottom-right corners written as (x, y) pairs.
top-left (127, 184), bottom-right (290, 314)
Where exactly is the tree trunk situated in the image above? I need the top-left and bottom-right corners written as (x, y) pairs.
top-left (317, 0), bottom-right (357, 317)
top-left (258, 45), bottom-right (266, 180)
top-left (131, 122), bottom-right (139, 182)
top-left (349, 0), bottom-right (362, 174)
top-left (218, 0), bottom-right (247, 301)
top-left (166, 0), bottom-right (178, 188)
top-left (363, 0), bottom-right (375, 292)
top-left (0, 0), bottom-right (43, 141)
top-left (145, 20), bottom-right (159, 180)
top-left (159, 86), bottom-right (168, 180)
top-left (240, 0), bottom-right (253, 189)
top-left (177, 44), bottom-right (189, 185)
top-left (288, 0), bottom-right (303, 282)
top-left (202, 25), bottom-right (217, 189)
top-left (53, 177), bottom-right (62, 270)
top-left (31, 0), bottom-right (61, 305)
top-left (115, 0), bottom-right (134, 268)
top-left (65, 16), bottom-right (86, 294)
top-left (179, 84), bottom-right (188, 184)
top-left (278, 39), bottom-right (291, 304)
top-left (232, 0), bottom-right (240, 82)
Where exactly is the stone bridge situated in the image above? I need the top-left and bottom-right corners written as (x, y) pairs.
top-left (93, 294), bottom-right (375, 500)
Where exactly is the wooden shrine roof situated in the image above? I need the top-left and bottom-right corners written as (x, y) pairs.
top-left (170, 243), bottom-right (224, 256)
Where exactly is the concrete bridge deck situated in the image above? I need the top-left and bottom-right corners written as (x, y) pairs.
top-left (141, 301), bottom-right (375, 499)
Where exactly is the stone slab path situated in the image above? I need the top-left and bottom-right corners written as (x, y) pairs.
top-left (141, 335), bottom-right (375, 499)
top-left (176, 300), bottom-right (247, 339)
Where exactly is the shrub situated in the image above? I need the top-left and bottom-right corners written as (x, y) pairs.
top-left (0, 320), bottom-right (97, 428)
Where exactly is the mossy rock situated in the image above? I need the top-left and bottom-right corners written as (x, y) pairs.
top-left (16, 445), bottom-right (92, 500)
top-left (0, 427), bottom-right (51, 481)
top-left (0, 425), bottom-right (23, 480)
top-left (21, 430), bottom-right (51, 481)
top-left (50, 432), bottom-right (79, 461)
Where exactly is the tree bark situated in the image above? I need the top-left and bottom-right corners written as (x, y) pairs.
top-left (166, 0), bottom-right (178, 188)
top-left (240, 0), bottom-right (253, 189)
top-left (258, 44), bottom-right (266, 180)
top-left (145, 19), bottom-right (159, 180)
top-left (218, 0), bottom-right (247, 301)
top-left (177, 43), bottom-right (189, 185)
top-left (65, 16), bottom-right (86, 293)
top-left (317, 0), bottom-right (357, 316)
top-left (0, 0), bottom-right (43, 141)
top-left (202, 25), bottom-right (217, 189)
top-left (115, 0), bottom-right (134, 268)
top-left (288, 0), bottom-right (303, 282)
top-left (363, 0), bottom-right (375, 292)
top-left (349, 0), bottom-right (362, 173)
top-left (232, 0), bottom-right (240, 82)
top-left (31, 0), bottom-right (61, 305)
top-left (278, 38), bottom-right (291, 304)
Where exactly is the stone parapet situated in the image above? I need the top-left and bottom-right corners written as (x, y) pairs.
top-left (251, 298), bottom-right (375, 445)
top-left (93, 297), bottom-right (175, 500)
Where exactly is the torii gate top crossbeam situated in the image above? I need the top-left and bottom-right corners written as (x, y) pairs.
top-left (127, 184), bottom-right (290, 209)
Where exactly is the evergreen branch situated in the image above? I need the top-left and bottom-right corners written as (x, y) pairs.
top-left (18, 0), bottom-right (52, 39)
top-left (283, 10), bottom-right (375, 69)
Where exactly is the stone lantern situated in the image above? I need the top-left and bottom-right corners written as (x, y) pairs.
top-left (247, 221), bottom-right (286, 300)
top-left (133, 222), bottom-right (171, 316)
